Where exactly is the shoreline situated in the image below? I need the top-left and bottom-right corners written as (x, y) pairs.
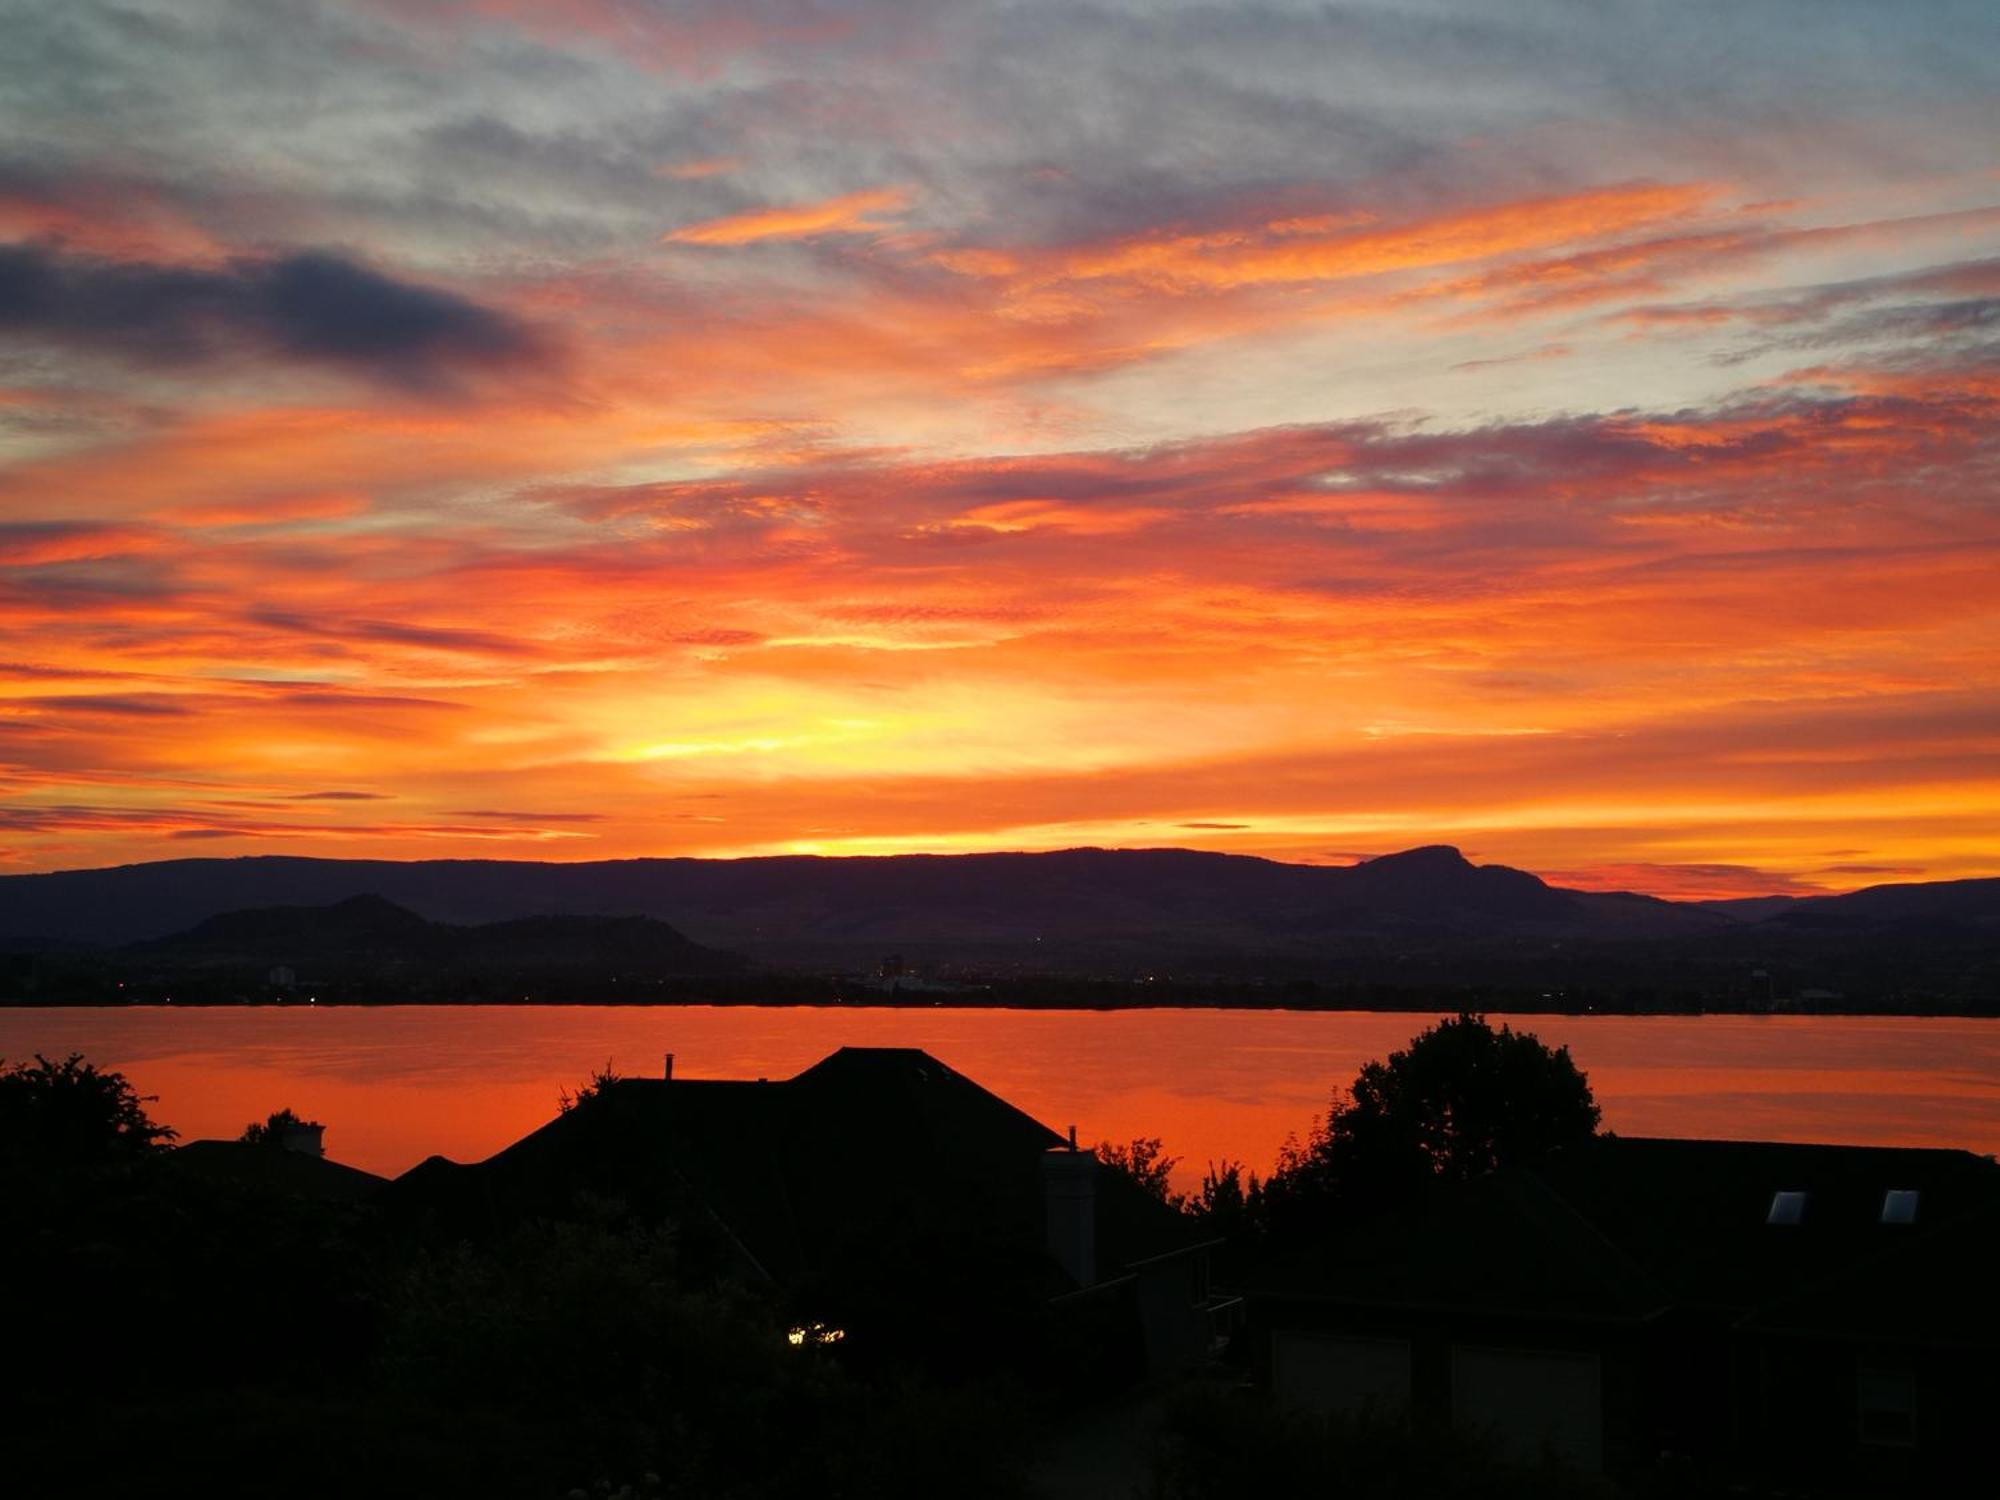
top-left (7, 996), bottom-right (1997, 1019)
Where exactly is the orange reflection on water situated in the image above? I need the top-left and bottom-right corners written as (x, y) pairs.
top-left (2, 1007), bottom-right (1995, 1189)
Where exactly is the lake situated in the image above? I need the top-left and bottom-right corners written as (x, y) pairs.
top-left (5, 1006), bottom-right (1997, 1188)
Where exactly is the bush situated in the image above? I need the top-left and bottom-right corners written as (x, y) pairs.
top-left (0, 1052), bottom-right (175, 1168)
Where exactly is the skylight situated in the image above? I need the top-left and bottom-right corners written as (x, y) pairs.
top-left (1767, 1190), bottom-right (1808, 1226)
top-left (1881, 1189), bottom-right (1920, 1225)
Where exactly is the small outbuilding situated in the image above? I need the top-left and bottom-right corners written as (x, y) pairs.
top-left (1247, 1136), bottom-right (2000, 1491)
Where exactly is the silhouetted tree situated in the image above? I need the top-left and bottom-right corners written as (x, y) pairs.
top-left (1098, 1143), bottom-right (1271, 1232)
top-left (557, 1059), bottom-right (619, 1114)
top-left (240, 1106), bottom-right (319, 1146)
top-left (0, 1052), bottom-right (175, 1167)
top-left (1097, 1135), bottom-right (1181, 1204)
top-left (1263, 1013), bottom-right (1598, 1234)
top-left (1185, 1159), bottom-right (1262, 1236)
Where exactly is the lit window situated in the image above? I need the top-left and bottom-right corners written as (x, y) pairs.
top-left (1858, 1365), bottom-right (1916, 1446)
top-left (786, 1323), bottom-right (846, 1348)
top-left (1766, 1190), bottom-right (1808, 1226)
top-left (1880, 1189), bottom-right (1919, 1225)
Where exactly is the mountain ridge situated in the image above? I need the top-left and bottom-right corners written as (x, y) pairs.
top-left (3, 845), bottom-right (1994, 1005)
top-left (128, 893), bottom-right (744, 977)
top-left (1, 843), bottom-right (1988, 941)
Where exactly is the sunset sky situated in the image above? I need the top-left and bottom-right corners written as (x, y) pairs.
top-left (3, 1), bottom-right (1997, 896)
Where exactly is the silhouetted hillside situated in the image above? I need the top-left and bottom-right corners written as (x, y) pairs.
top-left (94, 895), bottom-right (746, 1000)
top-left (0, 844), bottom-right (1669, 954)
top-left (149, 894), bottom-right (434, 956)
top-left (1332, 845), bottom-right (1579, 922)
top-left (1769, 877), bottom-right (2000, 932)
top-left (1, 847), bottom-right (1994, 1007)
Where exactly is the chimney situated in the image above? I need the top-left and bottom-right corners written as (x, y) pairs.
top-left (1042, 1133), bottom-right (1096, 1288)
top-left (280, 1121), bottom-right (325, 1158)
top-left (663, 1052), bottom-right (675, 1082)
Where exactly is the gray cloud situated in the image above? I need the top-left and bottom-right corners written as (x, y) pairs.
top-left (246, 609), bottom-right (539, 658)
top-left (8, 2), bottom-right (1995, 281)
top-left (20, 694), bottom-right (195, 718)
top-left (0, 244), bottom-right (540, 389)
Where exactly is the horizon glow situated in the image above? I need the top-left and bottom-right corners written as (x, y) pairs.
top-left (2, 1), bottom-right (1997, 898)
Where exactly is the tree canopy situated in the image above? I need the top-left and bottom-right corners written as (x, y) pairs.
top-left (557, 1059), bottom-right (619, 1114)
top-left (0, 1052), bottom-right (176, 1167)
top-left (1096, 1136), bottom-right (1180, 1203)
top-left (240, 1106), bottom-right (321, 1147)
top-left (1265, 1013), bottom-right (1599, 1230)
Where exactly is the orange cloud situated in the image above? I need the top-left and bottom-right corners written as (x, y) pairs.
top-left (658, 156), bottom-right (741, 180)
top-left (156, 492), bottom-right (371, 530)
top-left (0, 523), bottom-right (166, 567)
top-left (9, 144), bottom-right (1999, 891)
top-left (939, 500), bottom-right (1172, 536)
top-left (664, 186), bottom-right (913, 245)
top-left (10, 356), bottom-right (1996, 877)
top-left (0, 185), bottom-right (224, 263)
top-left (1015, 181), bottom-right (1715, 292)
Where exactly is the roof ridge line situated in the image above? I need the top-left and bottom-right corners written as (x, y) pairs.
top-left (1512, 1158), bottom-right (1675, 1310)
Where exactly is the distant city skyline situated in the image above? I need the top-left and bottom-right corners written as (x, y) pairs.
top-left (3, 1), bottom-right (1997, 897)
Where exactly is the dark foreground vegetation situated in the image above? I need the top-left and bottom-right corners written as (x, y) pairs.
top-left (0, 1019), bottom-right (1629, 1500)
top-left (8, 1012), bottom-right (1988, 1497)
top-left (1, 1053), bottom-right (1035, 1499)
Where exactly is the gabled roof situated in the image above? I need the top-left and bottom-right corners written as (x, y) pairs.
top-left (1742, 1204), bottom-right (2000, 1347)
top-left (1251, 1136), bottom-right (2000, 1327)
top-left (389, 1047), bottom-right (1203, 1290)
top-left (1252, 1162), bottom-right (1671, 1323)
top-left (1531, 1137), bottom-right (2000, 1312)
top-left (163, 1139), bottom-right (386, 1204)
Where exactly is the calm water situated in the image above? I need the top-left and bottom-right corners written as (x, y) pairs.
top-left (5, 1006), bottom-right (1997, 1188)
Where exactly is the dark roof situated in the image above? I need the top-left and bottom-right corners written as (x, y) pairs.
top-left (390, 1047), bottom-right (1203, 1290)
top-left (1252, 1163), bottom-right (1670, 1323)
top-left (163, 1139), bottom-right (386, 1204)
top-left (1252, 1136), bottom-right (2000, 1328)
top-left (1743, 1204), bottom-right (2000, 1348)
top-left (1533, 1137), bottom-right (2000, 1311)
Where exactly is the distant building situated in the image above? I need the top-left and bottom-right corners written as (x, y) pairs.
top-left (163, 1138), bottom-right (383, 1204)
top-left (391, 1047), bottom-right (1229, 1380)
top-left (1247, 1137), bottom-right (2000, 1490)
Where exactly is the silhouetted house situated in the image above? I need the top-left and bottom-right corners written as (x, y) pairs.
top-left (1247, 1137), bottom-right (2000, 1491)
top-left (164, 1138), bottom-right (385, 1205)
top-left (390, 1047), bottom-right (1223, 1381)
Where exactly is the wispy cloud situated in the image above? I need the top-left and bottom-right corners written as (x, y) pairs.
top-left (2, 0), bottom-right (1996, 888)
top-left (664, 186), bottom-right (912, 245)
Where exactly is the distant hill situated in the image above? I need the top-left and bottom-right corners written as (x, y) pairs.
top-left (0, 846), bottom-right (1993, 1006)
top-left (1766, 877), bottom-right (2000, 932)
top-left (130, 894), bottom-right (743, 978)
top-left (0, 844), bottom-right (1707, 954)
